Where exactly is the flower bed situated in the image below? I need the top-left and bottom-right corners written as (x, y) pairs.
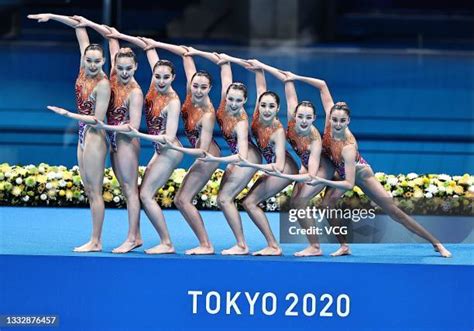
top-left (0, 163), bottom-right (472, 215)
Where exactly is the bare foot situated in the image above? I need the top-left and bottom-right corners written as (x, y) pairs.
top-left (294, 246), bottom-right (323, 257)
top-left (252, 246), bottom-right (282, 256)
top-left (73, 240), bottom-right (102, 253)
top-left (112, 239), bottom-right (143, 254)
top-left (222, 244), bottom-right (249, 255)
top-left (434, 244), bottom-right (452, 258)
top-left (185, 245), bottom-right (214, 255)
top-left (330, 245), bottom-right (351, 257)
top-left (145, 243), bottom-right (175, 255)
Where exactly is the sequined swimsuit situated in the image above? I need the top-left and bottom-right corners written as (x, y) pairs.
top-left (216, 100), bottom-right (253, 154)
top-left (251, 110), bottom-right (285, 163)
top-left (107, 72), bottom-right (140, 152)
top-left (145, 84), bottom-right (179, 153)
top-left (75, 68), bottom-right (107, 148)
top-left (322, 123), bottom-right (368, 179)
top-left (286, 119), bottom-right (320, 169)
top-left (181, 93), bottom-right (218, 148)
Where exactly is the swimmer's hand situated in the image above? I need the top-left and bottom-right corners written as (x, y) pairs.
top-left (266, 164), bottom-right (282, 176)
top-left (28, 14), bottom-right (52, 23)
top-left (306, 175), bottom-right (322, 186)
top-left (119, 124), bottom-right (139, 137)
top-left (47, 105), bottom-right (69, 117)
top-left (138, 37), bottom-right (156, 51)
top-left (104, 26), bottom-right (121, 39)
top-left (280, 70), bottom-right (297, 82)
top-left (233, 154), bottom-right (252, 168)
top-left (199, 151), bottom-right (217, 162)
top-left (246, 59), bottom-right (264, 71)
top-left (216, 53), bottom-right (232, 65)
top-left (90, 119), bottom-right (105, 129)
top-left (71, 15), bottom-right (91, 28)
top-left (183, 46), bottom-right (200, 57)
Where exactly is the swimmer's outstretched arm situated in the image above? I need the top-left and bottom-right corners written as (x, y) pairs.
top-left (145, 39), bottom-right (188, 57)
top-left (307, 147), bottom-right (357, 191)
top-left (74, 17), bottom-right (120, 66)
top-left (46, 79), bottom-right (110, 123)
top-left (28, 13), bottom-right (79, 28)
top-left (184, 47), bottom-right (221, 65)
top-left (293, 74), bottom-right (334, 117)
top-left (28, 14), bottom-right (90, 63)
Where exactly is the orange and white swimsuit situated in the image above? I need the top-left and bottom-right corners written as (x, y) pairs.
top-left (181, 93), bottom-right (218, 148)
top-left (106, 72), bottom-right (141, 152)
top-left (144, 83), bottom-right (179, 153)
top-left (75, 68), bottom-right (107, 148)
top-left (322, 123), bottom-right (368, 179)
top-left (286, 119), bottom-right (320, 168)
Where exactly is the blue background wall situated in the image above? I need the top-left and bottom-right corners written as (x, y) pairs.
top-left (1, 44), bottom-right (473, 174)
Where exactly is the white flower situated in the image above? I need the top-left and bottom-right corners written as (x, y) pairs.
top-left (137, 177), bottom-right (142, 185)
top-left (113, 196), bottom-right (120, 203)
top-left (468, 185), bottom-right (474, 193)
top-left (391, 190), bottom-right (400, 197)
top-left (5, 172), bottom-right (12, 178)
top-left (55, 172), bottom-right (63, 179)
top-left (79, 195), bottom-right (85, 201)
top-left (38, 166), bottom-right (45, 173)
top-left (387, 176), bottom-right (398, 186)
top-left (201, 194), bottom-right (208, 201)
top-left (192, 199), bottom-right (198, 205)
top-left (15, 177), bottom-right (23, 184)
top-left (103, 178), bottom-right (110, 184)
top-left (424, 192), bottom-right (433, 198)
top-left (59, 180), bottom-right (67, 187)
top-left (72, 165), bottom-right (79, 171)
top-left (22, 196), bottom-right (30, 202)
top-left (425, 185), bottom-right (438, 194)
top-left (40, 194), bottom-right (47, 200)
top-left (46, 183), bottom-right (53, 189)
top-left (438, 174), bottom-right (451, 181)
top-left (47, 172), bottom-right (57, 180)
top-left (453, 194), bottom-right (459, 198)
top-left (406, 173), bottom-right (418, 180)
top-left (438, 186), bottom-right (446, 192)
top-left (269, 197), bottom-right (276, 203)
top-left (210, 196), bottom-right (217, 207)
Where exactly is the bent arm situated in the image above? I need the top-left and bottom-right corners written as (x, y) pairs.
top-left (93, 80), bottom-right (111, 122)
top-left (162, 99), bottom-right (181, 141)
top-left (307, 140), bottom-right (322, 176)
top-left (198, 112), bottom-right (216, 152)
top-left (316, 146), bottom-right (356, 191)
top-left (295, 75), bottom-right (334, 117)
top-left (103, 89), bottom-right (142, 132)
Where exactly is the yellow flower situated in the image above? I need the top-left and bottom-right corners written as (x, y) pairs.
top-left (66, 182), bottom-right (73, 188)
top-left (103, 191), bottom-right (113, 202)
top-left (413, 189), bottom-right (424, 198)
top-left (162, 196), bottom-right (173, 207)
top-left (413, 178), bottom-right (423, 186)
top-left (12, 186), bottom-right (22, 197)
top-left (168, 186), bottom-right (175, 193)
top-left (36, 175), bottom-right (47, 184)
top-left (353, 186), bottom-right (364, 196)
top-left (65, 190), bottom-right (73, 200)
top-left (59, 190), bottom-right (66, 197)
top-left (63, 172), bottom-right (73, 180)
top-left (454, 186), bottom-right (464, 195)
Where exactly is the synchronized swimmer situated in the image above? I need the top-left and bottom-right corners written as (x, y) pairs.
top-left (28, 13), bottom-right (452, 258)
